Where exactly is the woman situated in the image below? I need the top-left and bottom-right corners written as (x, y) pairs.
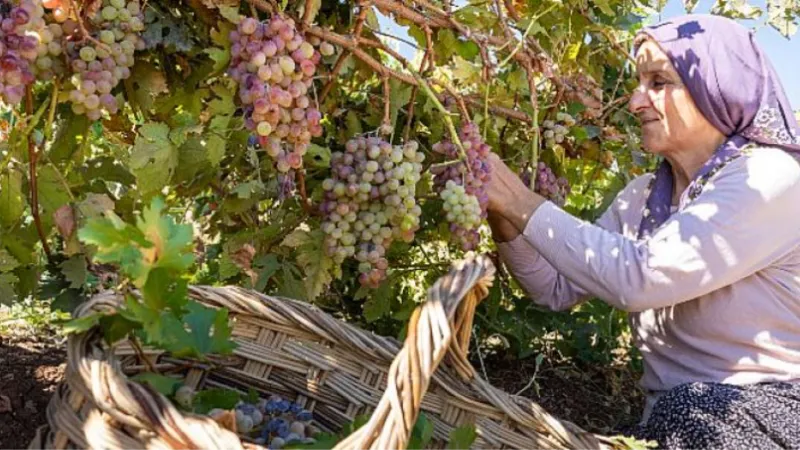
top-left (485, 14), bottom-right (800, 449)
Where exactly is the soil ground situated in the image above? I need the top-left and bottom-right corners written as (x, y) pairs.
top-left (0, 323), bottom-right (66, 450)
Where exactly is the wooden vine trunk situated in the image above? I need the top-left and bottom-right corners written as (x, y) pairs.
top-left (28, 256), bottom-right (619, 450)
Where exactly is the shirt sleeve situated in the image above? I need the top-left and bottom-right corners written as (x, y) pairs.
top-left (523, 149), bottom-right (800, 312)
top-left (495, 175), bottom-right (651, 311)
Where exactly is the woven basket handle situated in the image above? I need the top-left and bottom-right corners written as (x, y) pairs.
top-left (332, 254), bottom-right (496, 450)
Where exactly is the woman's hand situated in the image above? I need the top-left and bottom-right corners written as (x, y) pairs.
top-left (487, 212), bottom-right (520, 243)
top-left (485, 153), bottom-right (547, 232)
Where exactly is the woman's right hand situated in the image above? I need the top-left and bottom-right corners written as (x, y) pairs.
top-left (487, 212), bottom-right (521, 243)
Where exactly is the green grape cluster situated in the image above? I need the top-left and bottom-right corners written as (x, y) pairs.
top-left (321, 136), bottom-right (424, 288)
top-left (542, 112), bottom-right (577, 150)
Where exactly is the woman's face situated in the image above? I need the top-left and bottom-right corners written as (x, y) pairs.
top-left (629, 39), bottom-right (720, 155)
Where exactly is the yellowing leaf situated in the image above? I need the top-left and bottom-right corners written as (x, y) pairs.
top-left (451, 56), bottom-right (481, 86)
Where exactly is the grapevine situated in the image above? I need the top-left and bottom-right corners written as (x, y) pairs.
top-left (321, 136), bottom-right (424, 287)
top-left (229, 14), bottom-right (328, 186)
top-left (431, 122), bottom-right (492, 251)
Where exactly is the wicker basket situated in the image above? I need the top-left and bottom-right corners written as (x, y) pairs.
top-left (28, 255), bottom-right (619, 450)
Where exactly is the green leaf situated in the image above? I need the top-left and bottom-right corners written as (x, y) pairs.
top-left (281, 228), bottom-right (334, 301)
top-left (49, 113), bottom-right (91, 163)
top-left (217, 252), bottom-right (241, 280)
top-left (0, 272), bottom-right (18, 306)
top-left (253, 254), bottom-right (280, 291)
top-left (184, 301), bottom-right (236, 354)
top-left (205, 48), bottom-right (230, 74)
top-left (233, 180), bottom-right (265, 199)
top-left (193, 387), bottom-right (241, 414)
top-left (132, 372), bottom-right (183, 397)
top-left (0, 170), bottom-right (25, 229)
top-left (129, 123), bottom-right (178, 197)
top-left (451, 56), bottom-right (481, 86)
top-left (60, 256), bottom-right (87, 289)
top-left (217, 5), bottom-right (241, 23)
top-left (78, 193), bottom-right (115, 218)
top-left (408, 413), bottom-right (434, 450)
top-left (306, 144), bottom-right (331, 168)
top-left (142, 268), bottom-right (189, 310)
top-left (99, 313), bottom-right (139, 344)
top-left (62, 312), bottom-right (102, 334)
top-left (448, 425), bottom-right (477, 449)
top-left (0, 249), bottom-right (20, 272)
top-left (767, 0), bottom-right (798, 37)
top-left (361, 279), bottom-right (394, 322)
top-left (594, 0), bottom-right (616, 16)
top-left (345, 110), bottom-right (362, 138)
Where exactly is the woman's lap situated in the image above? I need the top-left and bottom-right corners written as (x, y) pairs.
top-left (631, 381), bottom-right (800, 449)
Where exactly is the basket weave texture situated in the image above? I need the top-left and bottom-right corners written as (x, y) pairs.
top-left (29, 255), bottom-right (613, 450)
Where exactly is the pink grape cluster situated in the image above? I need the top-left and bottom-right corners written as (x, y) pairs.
top-left (521, 162), bottom-right (571, 206)
top-left (0, 0), bottom-right (47, 105)
top-left (229, 15), bottom-right (334, 181)
top-left (320, 137), bottom-right (424, 288)
top-left (430, 122), bottom-right (492, 251)
top-left (62, 0), bottom-right (145, 120)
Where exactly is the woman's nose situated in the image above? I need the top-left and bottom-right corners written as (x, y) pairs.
top-left (629, 87), bottom-right (649, 114)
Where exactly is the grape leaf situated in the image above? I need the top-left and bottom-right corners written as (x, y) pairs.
top-left (129, 123), bottom-right (178, 197)
top-left (60, 256), bottom-right (87, 289)
top-left (130, 62), bottom-right (169, 112)
top-left (233, 180), bottom-right (264, 199)
top-left (0, 170), bottom-right (25, 229)
top-left (217, 252), bottom-right (240, 280)
top-left (136, 197), bottom-right (195, 277)
top-left (207, 116), bottom-right (230, 166)
top-left (142, 268), bottom-right (189, 311)
top-left (100, 313), bottom-right (139, 344)
top-left (361, 279), bottom-right (394, 322)
top-left (451, 56), bottom-right (481, 86)
top-left (49, 113), bottom-right (91, 163)
top-left (217, 5), bottom-right (241, 23)
top-left (0, 272), bottom-right (18, 306)
top-left (78, 193), bottom-right (115, 218)
top-left (306, 144), bottom-right (331, 168)
top-left (132, 372), bottom-right (183, 397)
top-left (142, 7), bottom-right (195, 52)
top-left (253, 254), bottom-right (279, 291)
top-left (447, 425), bottom-right (477, 449)
top-left (37, 165), bottom-right (72, 228)
top-left (78, 212), bottom-right (151, 284)
top-left (193, 387), bottom-right (241, 414)
top-left (767, 0), bottom-right (798, 37)
top-left (281, 227), bottom-right (334, 300)
top-left (62, 312), bottom-right (103, 334)
top-left (0, 249), bottom-right (20, 272)
top-left (408, 413), bottom-right (434, 450)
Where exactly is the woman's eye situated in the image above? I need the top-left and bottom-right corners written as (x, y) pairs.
top-left (652, 78), bottom-right (668, 89)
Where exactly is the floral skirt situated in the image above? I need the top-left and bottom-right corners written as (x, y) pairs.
top-left (630, 381), bottom-right (800, 449)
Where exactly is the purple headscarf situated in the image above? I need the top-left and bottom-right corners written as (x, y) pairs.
top-left (635, 14), bottom-right (800, 239)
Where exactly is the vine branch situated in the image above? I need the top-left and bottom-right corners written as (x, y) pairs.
top-left (25, 86), bottom-right (53, 265)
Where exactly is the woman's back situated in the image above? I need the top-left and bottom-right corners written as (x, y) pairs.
top-left (605, 146), bottom-right (800, 394)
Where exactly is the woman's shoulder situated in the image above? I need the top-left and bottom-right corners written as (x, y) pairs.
top-left (719, 145), bottom-right (800, 191)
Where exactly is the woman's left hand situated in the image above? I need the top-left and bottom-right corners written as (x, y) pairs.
top-left (485, 153), bottom-right (547, 232)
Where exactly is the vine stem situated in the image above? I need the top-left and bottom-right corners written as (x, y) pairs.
top-left (25, 86), bottom-right (54, 265)
top-left (130, 334), bottom-right (159, 374)
top-left (296, 170), bottom-right (314, 215)
top-left (410, 71), bottom-right (470, 168)
top-left (319, 2), bottom-right (370, 103)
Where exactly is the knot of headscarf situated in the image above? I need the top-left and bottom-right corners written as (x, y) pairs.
top-left (635, 14), bottom-right (800, 239)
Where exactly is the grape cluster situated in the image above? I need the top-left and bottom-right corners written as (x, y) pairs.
top-left (229, 15), bottom-right (332, 182)
top-left (542, 112), bottom-right (576, 150)
top-left (62, 0), bottom-right (145, 120)
top-left (320, 136), bottom-right (424, 288)
top-left (0, 0), bottom-right (48, 105)
top-left (431, 122), bottom-right (492, 251)
top-left (520, 162), bottom-right (571, 206)
top-left (221, 396), bottom-right (317, 449)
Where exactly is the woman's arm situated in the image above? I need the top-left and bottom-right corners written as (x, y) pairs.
top-left (492, 212), bottom-right (617, 311)
top-left (490, 149), bottom-right (800, 312)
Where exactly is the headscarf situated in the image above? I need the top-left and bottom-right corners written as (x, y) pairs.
top-left (634, 14), bottom-right (800, 239)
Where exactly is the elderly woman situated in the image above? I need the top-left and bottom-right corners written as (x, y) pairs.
top-left (485, 14), bottom-right (800, 449)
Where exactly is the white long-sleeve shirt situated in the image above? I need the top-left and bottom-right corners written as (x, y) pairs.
top-left (497, 146), bottom-right (800, 398)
